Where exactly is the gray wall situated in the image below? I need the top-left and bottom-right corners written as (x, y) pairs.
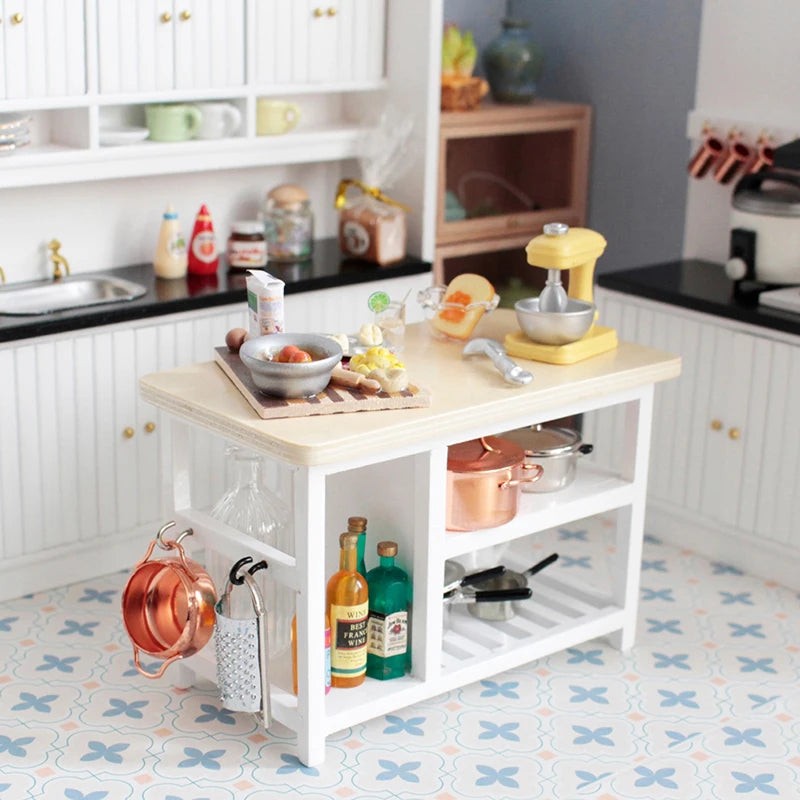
top-left (444, 0), bottom-right (703, 273)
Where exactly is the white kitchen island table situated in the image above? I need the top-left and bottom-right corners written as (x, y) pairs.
top-left (139, 309), bottom-right (680, 765)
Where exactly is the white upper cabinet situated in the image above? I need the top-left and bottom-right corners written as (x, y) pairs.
top-left (97, 0), bottom-right (245, 94)
top-left (254, 0), bottom-right (385, 87)
top-left (0, 0), bottom-right (86, 99)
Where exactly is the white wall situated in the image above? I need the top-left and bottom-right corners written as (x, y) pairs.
top-left (683, 0), bottom-right (800, 263)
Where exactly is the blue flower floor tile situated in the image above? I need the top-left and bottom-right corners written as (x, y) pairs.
top-left (1, 515), bottom-right (798, 799)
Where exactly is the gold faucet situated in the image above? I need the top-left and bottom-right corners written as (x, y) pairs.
top-left (0, 266), bottom-right (5, 284)
top-left (48, 239), bottom-right (71, 280)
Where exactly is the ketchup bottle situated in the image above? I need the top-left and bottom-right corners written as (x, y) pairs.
top-left (188, 204), bottom-right (220, 275)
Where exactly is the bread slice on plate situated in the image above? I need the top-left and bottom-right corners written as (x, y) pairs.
top-left (431, 273), bottom-right (496, 340)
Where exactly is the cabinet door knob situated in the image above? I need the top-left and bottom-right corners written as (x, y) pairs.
top-left (327, 6), bottom-right (337, 15)
top-left (313, 7), bottom-right (324, 17)
top-left (160, 11), bottom-right (172, 23)
top-left (728, 427), bottom-right (741, 440)
top-left (710, 419), bottom-right (723, 431)
top-left (180, 9), bottom-right (191, 20)
top-left (144, 421), bottom-right (156, 433)
top-left (12, 12), bottom-right (23, 24)
top-left (123, 426), bottom-right (135, 439)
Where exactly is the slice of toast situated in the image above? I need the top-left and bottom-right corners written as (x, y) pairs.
top-left (431, 273), bottom-right (496, 340)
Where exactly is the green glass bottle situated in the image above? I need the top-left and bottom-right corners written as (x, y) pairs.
top-left (366, 541), bottom-right (411, 680)
top-left (348, 515), bottom-right (368, 577)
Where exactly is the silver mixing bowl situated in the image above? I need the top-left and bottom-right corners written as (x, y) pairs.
top-left (239, 333), bottom-right (342, 398)
top-left (514, 297), bottom-right (595, 345)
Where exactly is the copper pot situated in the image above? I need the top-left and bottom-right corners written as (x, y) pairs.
top-left (121, 522), bottom-right (218, 679)
top-left (446, 436), bottom-right (543, 531)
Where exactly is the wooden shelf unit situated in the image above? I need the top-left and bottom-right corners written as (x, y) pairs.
top-left (435, 99), bottom-right (592, 285)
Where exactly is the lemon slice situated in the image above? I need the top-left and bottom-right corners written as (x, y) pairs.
top-left (368, 290), bottom-right (390, 312)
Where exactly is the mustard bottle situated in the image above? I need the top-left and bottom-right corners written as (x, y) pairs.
top-left (154, 204), bottom-right (188, 279)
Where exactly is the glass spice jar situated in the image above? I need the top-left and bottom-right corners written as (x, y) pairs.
top-left (263, 183), bottom-right (314, 263)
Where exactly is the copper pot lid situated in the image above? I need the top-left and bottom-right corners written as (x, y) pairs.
top-left (447, 435), bottom-right (525, 473)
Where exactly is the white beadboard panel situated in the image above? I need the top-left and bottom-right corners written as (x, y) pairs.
top-left (4, 0), bottom-right (29, 98)
top-left (44, 0), bottom-right (68, 96)
top-left (364, 0), bottom-right (386, 81)
top-left (63, 0), bottom-right (86, 95)
top-left (684, 320), bottom-right (716, 514)
top-left (54, 337), bottom-right (80, 546)
top-left (35, 341), bottom-right (61, 549)
top-left (0, 350), bottom-right (22, 559)
top-left (23, 0), bottom-right (48, 97)
top-left (74, 335), bottom-right (100, 541)
top-left (93, 332), bottom-right (118, 537)
top-left (96, 0), bottom-right (121, 93)
top-left (336, 0), bottom-right (355, 84)
top-left (292, 1), bottom-right (311, 84)
top-left (220, 0), bottom-right (245, 86)
top-left (15, 344), bottom-right (43, 555)
top-left (645, 309), bottom-right (670, 502)
top-left (135, 326), bottom-right (161, 528)
top-left (174, 0), bottom-right (203, 89)
top-left (760, 341), bottom-right (800, 545)
top-left (0, 5), bottom-right (6, 98)
top-left (112, 329), bottom-right (138, 533)
top-left (699, 328), bottom-right (752, 528)
top-left (737, 336), bottom-right (771, 534)
top-left (253, 0), bottom-right (277, 85)
top-left (117, 0), bottom-right (141, 93)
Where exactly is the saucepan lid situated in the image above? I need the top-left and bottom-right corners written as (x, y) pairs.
top-left (733, 171), bottom-right (800, 217)
top-left (447, 436), bottom-right (525, 473)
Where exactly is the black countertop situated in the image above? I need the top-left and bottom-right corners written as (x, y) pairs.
top-left (597, 259), bottom-right (800, 338)
top-left (0, 238), bottom-right (432, 343)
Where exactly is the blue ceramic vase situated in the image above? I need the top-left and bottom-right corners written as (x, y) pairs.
top-left (483, 18), bottom-right (544, 104)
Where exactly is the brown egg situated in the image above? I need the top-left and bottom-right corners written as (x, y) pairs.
top-left (225, 327), bottom-right (248, 353)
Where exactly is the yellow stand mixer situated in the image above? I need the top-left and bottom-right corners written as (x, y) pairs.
top-left (504, 222), bottom-right (618, 365)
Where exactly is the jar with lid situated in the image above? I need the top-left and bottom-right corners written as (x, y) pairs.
top-left (263, 184), bottom-right (314, 262)
top-left (227, 221), bottom-right (267, 269)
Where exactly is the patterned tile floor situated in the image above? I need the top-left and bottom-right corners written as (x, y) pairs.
top-left (1, 515), bottom-right (798, 799)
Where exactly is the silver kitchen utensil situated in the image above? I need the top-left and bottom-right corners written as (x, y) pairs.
top-left (538, 268), bottom-right (569, 312)
top-left (462, 338), bottom-right (533, 385)
top-left (214, 557), bottom-right (271, 728)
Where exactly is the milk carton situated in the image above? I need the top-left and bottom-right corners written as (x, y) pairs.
top-left (246, 270), bottom-right (285, 336)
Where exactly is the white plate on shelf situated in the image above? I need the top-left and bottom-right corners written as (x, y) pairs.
top-left (99, 126), bottom-right (150, 146)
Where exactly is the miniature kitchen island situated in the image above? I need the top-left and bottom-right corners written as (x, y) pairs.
top-left (139, 309), bottom-right (680, 765)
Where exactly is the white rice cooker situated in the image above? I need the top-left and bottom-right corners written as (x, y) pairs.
top-left (724, 171), bottom-right (800, 285)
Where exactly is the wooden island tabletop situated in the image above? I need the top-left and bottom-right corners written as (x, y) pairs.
top-left (139, 309), bottom-right (681, 466)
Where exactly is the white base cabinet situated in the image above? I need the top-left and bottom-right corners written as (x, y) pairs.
top-left (592, 287), bottom-right (800, 590)
top-left (0, 271), bottom-right (429, 601)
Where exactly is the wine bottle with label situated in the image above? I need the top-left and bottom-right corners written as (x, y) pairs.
top-left (366, 541), bottom-right (411, 680)
top-left (347, 515), bottom-right (368, 578)
top-left (326, 532), bottom-right (369, 687)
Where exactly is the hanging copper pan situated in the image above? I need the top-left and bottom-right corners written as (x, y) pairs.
top-left (121, 521), bottom-right (217, 679)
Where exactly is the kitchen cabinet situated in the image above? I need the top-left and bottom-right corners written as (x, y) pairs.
top-left (0, 0), bottom-right (400, 190)
top-left (0, 0), bottom-right (86, 99)
top-left (435, 101), bottom-right (591, 287)
top-left (97, 0), bottom-right (245, 94)
top-left (591, 286), bottom-right (800, 590)
top-left (254, 0), bottom-right (386, 88)
top-left (0, 271), bottom-right (429, 601)
top-left (139, 309), bottom-right (680, 765)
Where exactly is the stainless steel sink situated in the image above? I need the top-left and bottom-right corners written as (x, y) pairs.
top-left (0, 275), bottom-right (147, 316)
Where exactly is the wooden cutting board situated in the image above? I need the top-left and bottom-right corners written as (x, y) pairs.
top-left (214, 347), bottom-right (431, 420)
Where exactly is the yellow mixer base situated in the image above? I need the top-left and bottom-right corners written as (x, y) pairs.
top-left (504, 326), bottom-right (619, 365)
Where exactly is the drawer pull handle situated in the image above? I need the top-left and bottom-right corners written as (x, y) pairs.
top-left (160, 11), bottom-right (172, 23)
top-left (728, 427), bottom-right (741, 440)
top-left (144, 421), bottom-right (156, 433)
top-left (327, 6), bottom-right (337, 16)
top-left (313, 7), bottom-right (324, 17)
top-left (710, 419), bottom-right (723, 431)
top-left (12, 12), bottom-right (23, 24)
top-left (123, 427), bottom-right (135, 439)
top-left (180, 10), bottom-right (191, 21)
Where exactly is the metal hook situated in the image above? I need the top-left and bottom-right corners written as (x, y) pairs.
top-left (229, 556), bottom-right (253, 585)
top-left (248, 560), bottom-right (268, 576)
top-left (155, 521), bottom-right (193, 550)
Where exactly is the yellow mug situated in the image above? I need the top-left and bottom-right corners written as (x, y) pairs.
top-left (257, 99), bottom-right (301, 136)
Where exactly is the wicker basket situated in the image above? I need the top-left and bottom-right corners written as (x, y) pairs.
top-left (440, 77), bottom-right (489, 112)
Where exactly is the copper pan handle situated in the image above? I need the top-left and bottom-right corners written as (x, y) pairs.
top-left (499, 463), bottom-right (543, 489)
top-left (133, 646), bottom-right (181, 679)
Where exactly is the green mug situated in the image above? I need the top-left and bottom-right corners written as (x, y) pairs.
top-left (145, 103), bottom-right (202, 142)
